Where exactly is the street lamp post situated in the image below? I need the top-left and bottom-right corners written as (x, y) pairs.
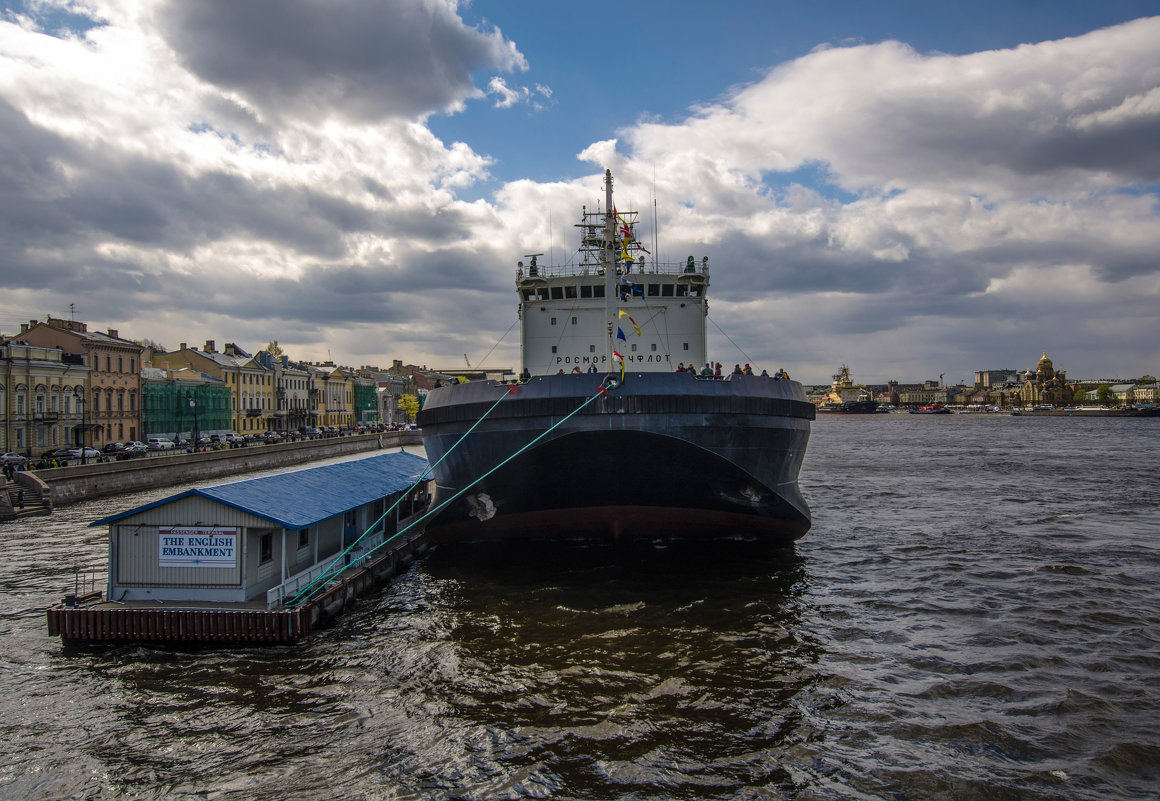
top-left (73, 388), bottom-right (87, 465)
top-left (188, 393), bottom-right (199, 451)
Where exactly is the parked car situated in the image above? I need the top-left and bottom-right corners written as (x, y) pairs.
top-left (224, 433), bottom-right (246, 446)
top-left (2, 452), bottom-right (29, 467)
top-left (195, 436), bottom-right (213, 447)
top-left (262, 431), bottom-right (282, 443)
top-left (102, 442), bottom-right (126, 455)
top-left (146, 437), bottom-right (175, 451)
top-left (67, 446), bottom-right (103, 461)
top-left (117, 443), bottom-right (148, 459)
top-left (40, 448), bottom-right (74, 461)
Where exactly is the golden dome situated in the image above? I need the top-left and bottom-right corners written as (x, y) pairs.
top-left (1037, 350), bottom-right (1053, 370)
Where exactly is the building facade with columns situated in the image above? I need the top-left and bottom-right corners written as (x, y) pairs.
top-left (11, 318), bottom-right (143, 446)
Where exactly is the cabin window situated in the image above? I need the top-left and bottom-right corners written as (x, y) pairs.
top-left (683, 343), bottom-right (689, 351)
top-left (565, 286), bottom-right (577, 299)
top-left (590, 345), bottom-right (596, 353)
top-left (662, 284), bottom-right (674, 296)
top-left (631, 344), bottom-right (638, 352)
top-left (260, 533), bottom-right (272, 564)
top-left (551, 346), bottom-right (557, 354)
top-left (550, 286), bottom-right (564, 300)
top-left (651, 344), bottom-right (657, 351)
top-left (594, 285), bottom-right (605, 298)
top-left (647, 284), bottom-right (660, 296)
top-left (580, 286), bottom-right (593, 298)
top-left (571, 317), bottom-right (577, 325)
top-left (551, 317), bottom-right (557, 325)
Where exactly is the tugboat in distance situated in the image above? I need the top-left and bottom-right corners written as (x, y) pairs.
top-left (816, 365), bottom-right (880, 414)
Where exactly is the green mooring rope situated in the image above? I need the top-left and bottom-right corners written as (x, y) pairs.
top-left (285, 383), bottom-right (609, 609)
top-left (284, 385), bottom-right (518, 608)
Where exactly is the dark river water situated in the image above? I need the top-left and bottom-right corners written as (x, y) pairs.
top-left (2, 417), bottom-right (1158, 800)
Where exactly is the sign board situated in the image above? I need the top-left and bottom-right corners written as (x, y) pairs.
top-left (159, 528), bottom-right (238, 568)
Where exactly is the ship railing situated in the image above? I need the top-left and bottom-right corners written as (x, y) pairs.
top-left (516, 260), bottom-right (709, 280)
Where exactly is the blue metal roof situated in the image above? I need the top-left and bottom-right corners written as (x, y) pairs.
top-left (90, 451), bottom-right (429, 529)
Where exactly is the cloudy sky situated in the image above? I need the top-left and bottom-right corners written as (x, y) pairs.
top-left (1, 0), bottom-right (1158, 384)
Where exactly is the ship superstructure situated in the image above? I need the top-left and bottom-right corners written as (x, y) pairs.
top-left (517, 203), bottom-right (708, 375)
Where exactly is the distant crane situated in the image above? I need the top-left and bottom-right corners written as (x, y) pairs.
top-left (464, 353), bottom-right (471, 368)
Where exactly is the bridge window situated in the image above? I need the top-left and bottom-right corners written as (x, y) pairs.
top-left (565, 285), bottom-right (577, 299)
top-left (647, 284), bottom-right (660, 296)
top-left (675, 285), bottom-right (688, 297)
top-left (662, 284), bottom-right (674, 296)
top-left (580, 286), bottom-right (593, 298)
top-left (594, 285), bottom-right (605, 298)
top-left (550, 286), bottom-right (564, 300)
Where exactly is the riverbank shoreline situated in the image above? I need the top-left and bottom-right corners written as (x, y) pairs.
top-left (10, 430), bottom-right (422, 510)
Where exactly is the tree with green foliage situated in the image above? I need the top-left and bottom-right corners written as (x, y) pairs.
top-left (265, 340), bottom-right (284, 357)
top-left (1096, 385), bottom-right (1115, 406)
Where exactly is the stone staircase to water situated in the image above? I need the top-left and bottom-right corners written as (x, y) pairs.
top-left (2, 477), bottom-right (52, 519)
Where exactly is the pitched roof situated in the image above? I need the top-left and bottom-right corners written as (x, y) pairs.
top-left (90, 451), bottom-right (429, 529)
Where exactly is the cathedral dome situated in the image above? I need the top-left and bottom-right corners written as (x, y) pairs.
top-left (1037, 350), bottom-right (1053, 371)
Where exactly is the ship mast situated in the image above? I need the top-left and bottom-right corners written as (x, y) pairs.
top-left (602, 169), bottom-right (619, 372)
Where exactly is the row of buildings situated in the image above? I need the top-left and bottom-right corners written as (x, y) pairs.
top-left (811, 352), bottom-right (1158, 409)
top-left (0, 318), bottom-right (447, 457)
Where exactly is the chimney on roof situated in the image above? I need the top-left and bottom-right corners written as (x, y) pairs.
top-left (107, 328), bottom-right (118, 339)
top-left (205, 340), bottom-right (215, 353)
top-left (179, 342), bottom-right (187, 351)
top-left (20, 323), bottom-right (28, 333)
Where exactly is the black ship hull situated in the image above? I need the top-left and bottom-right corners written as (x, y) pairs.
top-left (817, 400), bottom-right (880, 414)
top-left (417, 372), bottom-right (814, 546)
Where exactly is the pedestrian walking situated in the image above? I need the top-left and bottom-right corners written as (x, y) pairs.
top-left (15, 489), bottom-right (24, 510)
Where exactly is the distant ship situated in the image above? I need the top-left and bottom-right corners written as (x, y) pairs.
top-left (816, 365), bottom-right (880, 414)
top-left (417, 170), bottom-right (815, 546)
top-left (908, 404), bottom-right (953, 414)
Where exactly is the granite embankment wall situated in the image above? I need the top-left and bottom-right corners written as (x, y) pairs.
top-left (38, 431), bottom-right (423, 507)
